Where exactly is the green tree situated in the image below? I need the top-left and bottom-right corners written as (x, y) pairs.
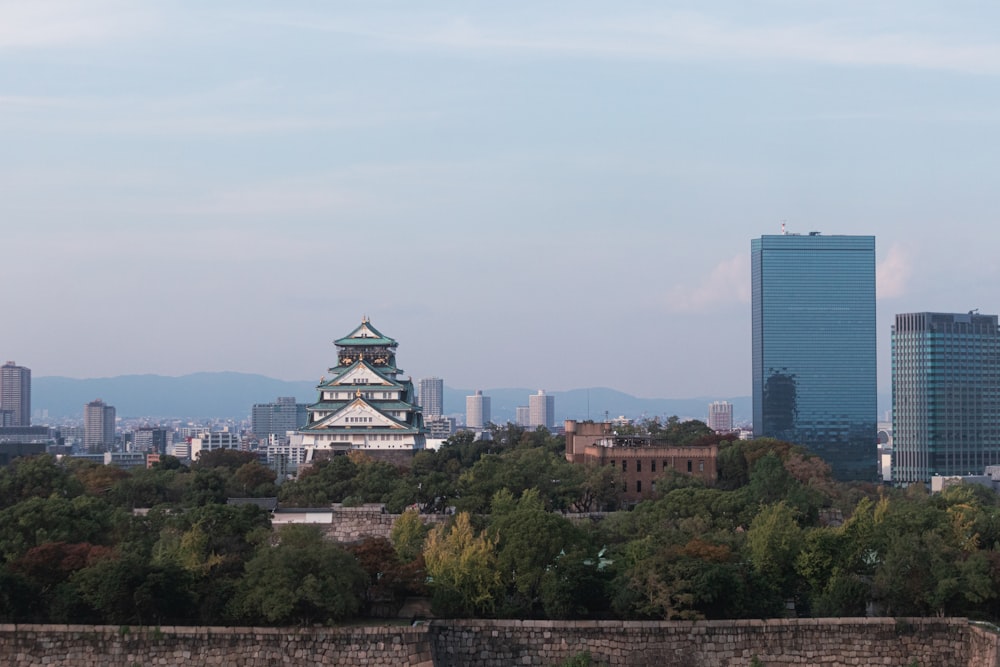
top-left (0, 454), bottom-right (83, 507)
top-left (746, 501), bottom-right (803, 603)
top-left (233, 524), bottom-right (366, 625)
top-left (489, 489), bottom-right (587, 617)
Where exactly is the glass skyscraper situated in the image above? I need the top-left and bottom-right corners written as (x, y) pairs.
top-left (892, 312), bottom-right (1000, 484)
top-left (751, 233), bottom-right (876, 480)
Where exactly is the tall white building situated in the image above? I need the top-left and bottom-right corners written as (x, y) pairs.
top-left (708, 401), bottom-right (733, 432)
top-left (466, 390), bottom-right (491, 430)
top-left (84, 399), bottom-right (116, 453)
top-left (528, 390), bottom-right (555, 429)
top-left (0, 361), bottom-right (31, 427)
top-left (419, 377), bottom-right (444, 419)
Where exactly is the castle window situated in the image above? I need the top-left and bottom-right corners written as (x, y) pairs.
top-left (636, 460), bottom-right (641, 473)
top-left (651, 460), bottom-right (656, 472)
top-left (687, 460), bottom-right (692, 472)
top-left (636, 480), bottom-right (642, 493)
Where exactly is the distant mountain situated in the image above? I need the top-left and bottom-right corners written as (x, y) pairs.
top-left (34, 373), bottom-right (888, 426)
top-left (34, 373), bottom-right (318, 420)
top-left (33, 373), bottom-right (755, 424)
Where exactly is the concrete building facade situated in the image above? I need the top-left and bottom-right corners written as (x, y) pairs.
top-left (0, 361), bottom-right (30, 427)
top-left (528, 389), bottom-right (555, 429)
top-left (466, 390), bottom-right (490, 430)
top-left (708, 401), bottom-right (733, 432)
top-left (83, 399), bottom-right (116, 453)
top-left (418, 377), bottom-right (444, 419)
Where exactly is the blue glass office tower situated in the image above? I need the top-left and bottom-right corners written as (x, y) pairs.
top-left (751, 233), bottom-right (876, 480)
top-left (892, 312), bottom-right (1000, 484)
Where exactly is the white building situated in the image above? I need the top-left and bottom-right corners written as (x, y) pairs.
top-left (466, 390), bottom-right (491, 430)
top-left (189, 431), bottom-right (242, 461)
top-left (528, 390), bottom-right (554, 429)
top-left (708, 401), bottom-right (733, 432)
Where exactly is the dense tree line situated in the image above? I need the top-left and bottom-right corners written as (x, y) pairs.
top-left (3, 421), bottom-right (1000, 625)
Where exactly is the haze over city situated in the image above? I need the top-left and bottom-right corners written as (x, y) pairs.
top-left (3, 2), bottom-right (1000, 397)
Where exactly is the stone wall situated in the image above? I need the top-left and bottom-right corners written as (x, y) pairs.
top-left (1, 618), bottom-right (998, 667)
top-left (0, 624), bottom-right (435, 667)
top-left (432, 618), bottom-right (987, 667)
top-left (318, 509), bottom-right (450, 544)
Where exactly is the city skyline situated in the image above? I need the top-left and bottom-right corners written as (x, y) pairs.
top-left (4, 3), bottom-right (1000, 398)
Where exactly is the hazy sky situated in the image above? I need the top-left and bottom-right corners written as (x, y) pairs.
top-left (3, 1), bottom-right (1000, 398)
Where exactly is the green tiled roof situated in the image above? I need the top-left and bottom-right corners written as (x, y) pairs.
top-left (334, 319), bottom-right (397, 347)
top-left (308, 400), bottom-right (416, 412)
top-left (316, 360), bottom-right (404, 389)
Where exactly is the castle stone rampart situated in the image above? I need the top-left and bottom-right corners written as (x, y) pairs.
top-left (1, 618), bottom-right (998, 667)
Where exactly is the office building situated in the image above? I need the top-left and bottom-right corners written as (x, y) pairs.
top-left (132, 427), bottom-right (169, 454)
top-left (297, 318), bottom-right (427, 454)
top-left (419, 377), bottom-right (444, 419)
top-left (751, 232), bottom-right (876, 480)
top-left (84, 399), bottom-right (116, 453)
top-left (466, 390), bottom-right (491, 430)
top-left (0, 361), bottom-right (30, 427)
top-left (516, 406), bottom-right (530, 427)
top-left (189, 430), bottom-right (243, 461)
top-left (252, 397), bottom-right (308, 442)
top-left (528, 390), bottom-right (555, 429)
top-left (892, 312), bottom-right (1000, 484)
top-left (708, 401), bottom-right (733, 432)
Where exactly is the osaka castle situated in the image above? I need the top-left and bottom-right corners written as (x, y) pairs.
top-left (297, 318), bottom-right (427, 455)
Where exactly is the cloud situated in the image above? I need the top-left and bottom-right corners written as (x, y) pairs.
top-left (666, 253), bottom-right (750, 314)
top-left (876, 243), bottom-right (912, 299)
top-left (253, 8), bottom-right (1000, 75)
top-left (0, 1), bottom-right (151, 49)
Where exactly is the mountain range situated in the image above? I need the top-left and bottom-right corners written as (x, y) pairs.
top-left (32, 373), bottom-right (755, 424)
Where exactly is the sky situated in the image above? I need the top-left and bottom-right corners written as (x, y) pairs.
top-left (3, 1), bottom-right (1000, 399)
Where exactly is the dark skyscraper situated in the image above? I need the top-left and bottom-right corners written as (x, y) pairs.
top-left (751, 233), bottom-right (876, 480)
top-left (892, 312), bottom-right (1000, 484)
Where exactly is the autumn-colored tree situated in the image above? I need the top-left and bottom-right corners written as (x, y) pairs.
top-left (424, 512), bottom-right (501, 617)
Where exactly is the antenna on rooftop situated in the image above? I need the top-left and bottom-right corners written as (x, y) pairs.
top-left (781, 221), bottom-right (787, 235)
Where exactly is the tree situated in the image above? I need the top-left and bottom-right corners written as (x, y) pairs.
top-left (489, 489), bottom-right (587, 616)
top-left (423, 512), bottom-right (502, 617)
top-left (746, 501), bottom-right (803, 603)
top-left (391, 509), bottom-right (430, 563)
top-left (0, 454), bottom-right (82, 507)
top-left (233, 524), bottom-right (366, 625)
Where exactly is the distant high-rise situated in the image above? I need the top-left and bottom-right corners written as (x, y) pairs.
top-left (528, 390), bottom-right (555, 429)
top-left (515, 406), bottom-right (530, 427)
top-left (132, 427), bottom-right (169, 454)
top-left (0, 361), bottom-right (31, 427)
top-left (466, 390), bottom-right (491, 430)
top-left (252, 397), bottom-right (308, 442)
top-left (751, 232), bottom-right (876, 480)
top-left (708, 401), bottom-right (733, 432)
top-left (892, 312), bottom-right (1000, 484)
top-left (419, 377), bottom-right (444, 419)
top-left (84, 399), bottom-right (116, 453)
